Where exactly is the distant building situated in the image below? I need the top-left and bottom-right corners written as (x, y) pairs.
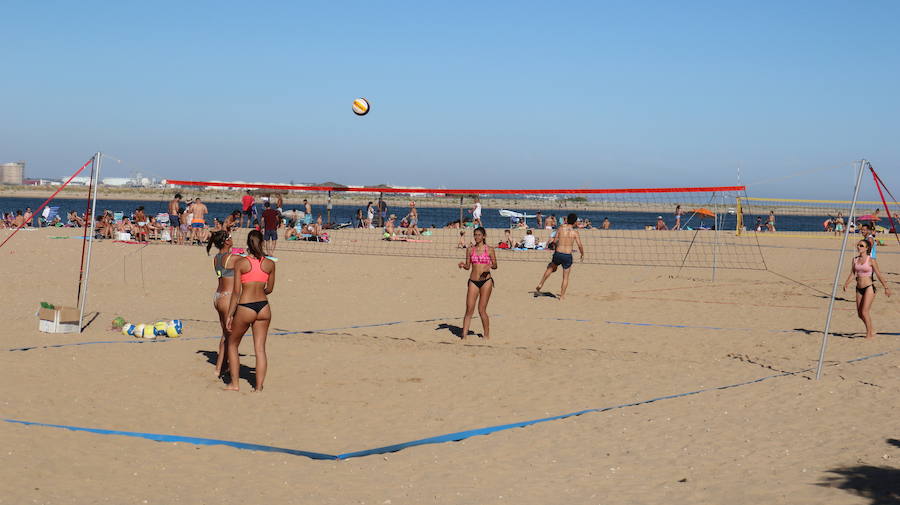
top-left (1, 161), bottom-right (25, 185)
top-left (102, 177), bottom-right (131, 186)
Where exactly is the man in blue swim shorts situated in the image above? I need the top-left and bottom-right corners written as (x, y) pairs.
top-left (535, 213), bottom-right (585, 301)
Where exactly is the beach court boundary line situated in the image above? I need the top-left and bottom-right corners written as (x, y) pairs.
top-left (4, 345), bottom-right (896, 460)
top-left (7, 315), bottom-right (466, 352)
top-left (12, 314), bottom-right (892, 353)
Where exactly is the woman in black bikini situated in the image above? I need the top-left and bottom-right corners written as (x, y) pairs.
top-left (225, 230), bottom-right (276, 391)
top-left (207, 230), bottom-right (234, 378)
top-left (842, 239), bottom-right (890, 339)
top-left (457, 227), bottom-right (497, 340)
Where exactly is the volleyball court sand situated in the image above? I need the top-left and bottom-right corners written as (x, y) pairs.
top-left (1, 229), bottom-right (897, 504)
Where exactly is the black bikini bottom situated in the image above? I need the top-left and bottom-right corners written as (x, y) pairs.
top-left (856, 285), bottom-right (875, 296)
top-left (238, 300), bottom-right (269, 313)
top-left (468, 277), bottom-right (494, 288)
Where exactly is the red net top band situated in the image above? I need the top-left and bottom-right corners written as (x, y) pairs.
top-left (164, 180), bottom-right (746, 195)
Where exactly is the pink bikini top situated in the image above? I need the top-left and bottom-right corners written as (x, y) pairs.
top-left (241, 256), bottom-right (270, 283)
top-left (470, 246), bottom-right (492, 265)
top-left (852, 256), bottom-right (873, 277)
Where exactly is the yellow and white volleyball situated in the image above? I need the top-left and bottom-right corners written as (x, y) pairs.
top-left (134, 324), bottom-right (145, 338)
top-left (142, 324), bottom-right (157, 339)
top-left (122, 323), bottom-right (135, 336)
top-left (166, 319), bottom-right (183, 338)
top-left (153, 321), bottom-right (169, 337)
top-left (352, 97), bottom-right (370, 116)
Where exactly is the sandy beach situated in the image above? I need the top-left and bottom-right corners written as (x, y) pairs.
top-left (1, 227), bottom-right (897, 504)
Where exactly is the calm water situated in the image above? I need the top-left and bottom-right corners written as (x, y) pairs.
top-left (0, 195), bottom-right (839, 232)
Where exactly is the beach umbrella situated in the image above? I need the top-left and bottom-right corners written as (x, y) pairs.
top-left (858, 214), bottom-right (880, 221)
top-left (687, 208), bottom-right (716, 229)
top-left (689, 208), bottom-right (716, 218)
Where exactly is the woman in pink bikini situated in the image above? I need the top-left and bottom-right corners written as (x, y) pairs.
top-left (842, 239), bottom-right (890, 339)
top-left (225, 230), bottom-right (276, 391)
top-left (457, 227), bottom-right (497, 340)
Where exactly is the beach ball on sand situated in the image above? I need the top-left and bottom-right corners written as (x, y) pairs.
top-left (352, 97), bottom-right (370, 116)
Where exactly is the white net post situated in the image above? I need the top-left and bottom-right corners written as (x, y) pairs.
top-left (815, 160), bottom-right (867, 379)
top-left (78, 152), bottom-right (101, 331)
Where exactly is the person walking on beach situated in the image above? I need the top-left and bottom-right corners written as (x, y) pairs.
top-left (241, 191), bottom-right (254, 228)
top-left (377, 197), bottom-right (388, 227)
top-left (405, 201), bottom-right (420, 236)
top-left (535, 213), bottom-right (585, 300)
top-left (225, 230), bottom-right (276, 392)
top-left (168, 194), bottom-right (182, 244)
top-left (365, 201), bottom-right (374, 228)
top-left (207, 230), bottom-right (235, 378)
top-left (834, 212), bottom-right (845, 236)
top-left (766, 210), bottom-right (776, 232)
top-left (190, 198), bottom-right (208, 244)
top-left (843, 239), bottom-right (891, 339)
top-left (674, 205), bottom-right (683, 230)
top-left (261, 201), bottom-right (280, 255)
top-left (471, 198), bottom-right (482, 226)
top-left (458, 226), bottom-right (497, 340)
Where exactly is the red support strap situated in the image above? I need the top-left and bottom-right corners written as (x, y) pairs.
top-left (77, 158), bottom-right (96, 305)
top-left (0, 157), bottom-right (96, 250)
top-left (164, 179), bottom-right (745, 195)
top-left (869, 165), bottom-right (897, 235)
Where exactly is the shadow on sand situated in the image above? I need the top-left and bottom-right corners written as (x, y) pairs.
top-left (435, 323), bottom-right (481, 340)
top-left (819, 439), bottom-right (900, 504)
top-left (196, 349), bottom-right (255, 385)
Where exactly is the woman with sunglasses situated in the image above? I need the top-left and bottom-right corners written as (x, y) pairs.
top-left (457, 226), bottom-right (497, 340)
top-left (207, 230), bottom-right (235, 377)
top-left (843, 239), bottom-right (891, 339)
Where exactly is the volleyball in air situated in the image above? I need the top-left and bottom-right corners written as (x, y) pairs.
top-left (352, 97), bottom-right (370, 116)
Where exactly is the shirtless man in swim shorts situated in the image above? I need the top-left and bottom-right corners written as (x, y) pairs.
top-left (168, 193), bottom-right (182, 244)
top-left (535, 213), bottom-right (584, 300)
top-left (190, 197), bottom-right (209, 244)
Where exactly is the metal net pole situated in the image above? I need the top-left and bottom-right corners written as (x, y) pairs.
top-left (79, 152), bottom-right (102, 331)
top-left (815, 160), bottom-right (867, 379)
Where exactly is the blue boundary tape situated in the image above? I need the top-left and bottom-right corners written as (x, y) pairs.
top-left (5, 346), bottom-right (896, 460)
top-left (18, 314), bottom-right (879, 353)
top-left (545, 318), bottom-right (900, 336)
top-left (8, 316), bottom-right (463, 352)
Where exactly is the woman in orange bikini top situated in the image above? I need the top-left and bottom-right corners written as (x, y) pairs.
top-left (224, 230), bottom-right (276, 391)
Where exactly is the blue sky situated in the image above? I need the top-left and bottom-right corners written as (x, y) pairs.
top-left (1, 1), bottom-right (898, 199)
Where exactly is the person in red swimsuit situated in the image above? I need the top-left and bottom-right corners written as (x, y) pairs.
top-left (457, 227), bottom-right (497, 340)
top-left (225, 230), bottom-right (276, 391)
top-left (240, 190), bottom-right (255, 229)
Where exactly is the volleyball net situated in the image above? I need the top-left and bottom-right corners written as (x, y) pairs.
top-left (736, 197), bottom-right (900, 238)
top-left (166, 180), bottom-right (767, 270)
